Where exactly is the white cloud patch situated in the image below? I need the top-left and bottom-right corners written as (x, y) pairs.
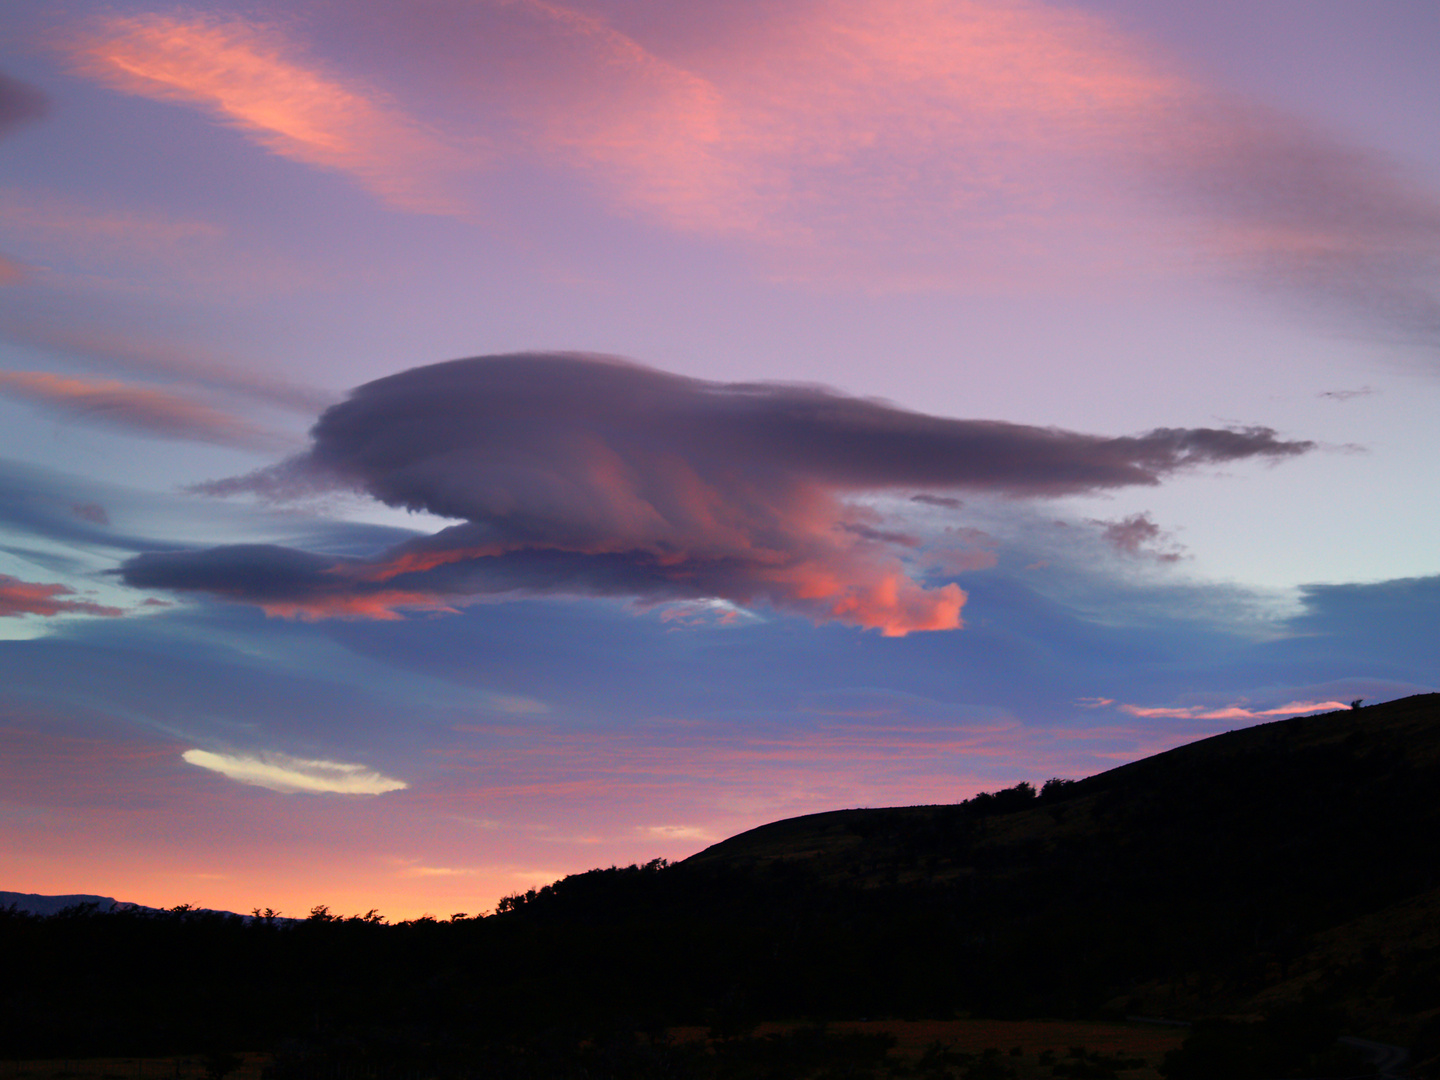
top-left (182, 748), bottom-right (407, 794)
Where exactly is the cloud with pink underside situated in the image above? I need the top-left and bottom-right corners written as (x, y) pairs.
top-left (121, 353), bottom-right (1311, 636)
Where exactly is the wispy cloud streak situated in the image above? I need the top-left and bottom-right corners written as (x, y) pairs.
top-left (0, 187), bottom-right (222, 254)
top-left (1154, 97), bottom-right (1440, 347)
top-left (0, 371), bottom-right (284, 449)
top-left (0, 319), bottom-right (332, 414)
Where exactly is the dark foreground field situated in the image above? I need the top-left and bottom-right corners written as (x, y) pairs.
top-left (4, 1021), bottom-right (1188, 1080)
top-left (5, 694), bottom-right (1440, 1078)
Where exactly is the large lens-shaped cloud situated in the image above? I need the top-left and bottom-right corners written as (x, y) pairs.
top-left (123, 353), bottom-right (1311, 635)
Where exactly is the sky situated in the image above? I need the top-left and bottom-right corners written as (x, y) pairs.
top-left (1, 0), bottom-right (1438, 920)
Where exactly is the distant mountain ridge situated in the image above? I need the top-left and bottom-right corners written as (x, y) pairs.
top-left (0, 890), bottom-right (271, 921)
top-left (0, 891), bottom-right (145, 916)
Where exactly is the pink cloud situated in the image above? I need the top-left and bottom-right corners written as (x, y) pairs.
top-left (372, 0), bottom-right (1177, 282)
top-left (0, 574), bottom-right (123, 618)
top-left (536, 0), bottom-right (1440, 317)
top-left (1118, 700), bottom-right (1351, 721)
top-left (62, 13), bottom-right (468, 215)
top-left (46, 1), bottom-right (1157, 281)
top-left (0, 318), bottom-right (332, 414)
top-left (0, 371), bottom-right (284, 449)
top-left (51, 0), bottom-right (1439, 324)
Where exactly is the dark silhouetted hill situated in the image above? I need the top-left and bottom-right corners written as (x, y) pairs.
top-left (677, 693), bottom-right (1440, 1028)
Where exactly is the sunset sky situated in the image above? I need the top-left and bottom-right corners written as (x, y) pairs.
top-left (2, 0), bottom-right (1438, 920)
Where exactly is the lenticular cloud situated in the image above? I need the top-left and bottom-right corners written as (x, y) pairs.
top-left (124, 353), bottom-right (1312, 636)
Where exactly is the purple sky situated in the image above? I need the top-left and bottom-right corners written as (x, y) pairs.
top-left (1, 0), bottom-right (1437, 919)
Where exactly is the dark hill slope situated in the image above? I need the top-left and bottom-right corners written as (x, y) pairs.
top-left (670, 694), bottom-right (1440, 1026)
top-left (688, 692), bottom-right (1440, 884)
